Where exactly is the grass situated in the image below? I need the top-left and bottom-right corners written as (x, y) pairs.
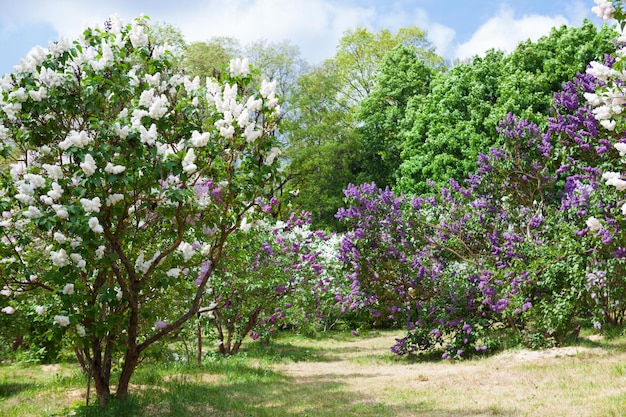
top-left (1, 329), bottom-right (626, 416)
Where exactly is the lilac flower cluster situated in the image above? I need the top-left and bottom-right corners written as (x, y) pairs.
top-left (207, 210), bottom-right (343, 354)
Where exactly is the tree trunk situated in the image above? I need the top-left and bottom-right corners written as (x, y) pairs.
top-left (197, 315), bottom-right (203, 365)
top-left (91, 348), bottom-right (112, 405)
top-left (117, 296), bottom-right (140, 401)
top-left (116, 347), bottom-right (139, 401)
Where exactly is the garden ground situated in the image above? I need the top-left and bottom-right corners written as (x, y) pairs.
top-left (1, 330), bottom-right (625, 416)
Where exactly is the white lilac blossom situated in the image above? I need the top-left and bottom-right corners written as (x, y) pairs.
top-left (95, 245), bottom-right (106, 260)
top-left (52, 204), bottom-right (69, 219)
top-left (0, 124), bottom-right (8, 141)
top-left (2, 102), bottom-right (21, 120)
top-left (53, 315), bottom-right (70, 327)
top-left (9, 87), bottom-right (27, 102)
top-left (240, 216), bottom-right (252, 232)
top-left (47, 183), bottom-right (64, 201)
top-left (42, 164), bottom-right (64, 180)
top-left (185, 76), bottom-right (201, 95)
top-left (615, 142), bottom-right (626, 157)
top-left (135, 253), bottom-right (151, 274)
top-left (88, 217), bottom-right (103, 233)
top-left (177, 242), bottom-right (195, 261)
top-left (104, 162), bottom-right (126, 174)
top-left (80, 153), bottom-right (97, 176)
top-left (218, 124), bottom-right (235, 139)
top-left (145, 72), bottom-right (161, 87)
top-left (40, 195), bottom-right (54, 206)
top-left (190, 130), bottom-right (210, 147)
top-left (90, 40), bottom-right (114, 71)
top-left (23, 205), bottom-right (43, 219)
top-left (29, 87), bottom-right (48, 101)
top-left (115, 122), bottom-right (130, 139)
top-left (1, 306), bottom-right (15, 314)
top-left (601, 119), bottom-right (617, 131)
top-left (605, 177), bottom-right (626, 191)
top-left (35, 305), bottom-right (45, 315)
top-left (63, 283), bottom-right (75, 295)
top-left (23, 174), bottom-right (46, 188)
top-left (59, 130), bottom-right (92, 150)
top-left (53, 232), bottom-right (67, 243)
top-left (81, 197), bottom-right (101, 213)
top-left (76, 325), bottom-right (86, 337)
top-left (166, 268), bottom-right (180, 278)
top-left (244, 123), bottom-right (261, 143)
top-left (586, 216), bottom-right (602, 231)
top-left (10, 161), bottom-right (27, 180)
top-left (51, 249), bottom-right (69, 267)
top-left (127, 68), bottom-right (140, 87)
top-left (182, 148), bottom-right (197, 174)
top-left (15, 192), bottom-right (36, 206)
top-left (37, 66), bottom-right (61, 88)
top-left (264, 147), bottom-right (282, 166)
top-left (260, 79), bottom-right (277, 99)
top-left (229, 58), bottom-right (250, 77)
top-left (592, 0), bottom-right (616, 20)
top-left (129, 20), bottom-right (149, 48)
top-left (139, 89), bottom-right (156, 108)
top-left (106, 193), bottom-right (124, 206)
top-left (148, 95), bottom-right (169, 119)
top-left (139, 123), bottom-right (157, 145)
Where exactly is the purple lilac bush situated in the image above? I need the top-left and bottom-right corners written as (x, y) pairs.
top-left (335, 59), bottom-right (626, 358)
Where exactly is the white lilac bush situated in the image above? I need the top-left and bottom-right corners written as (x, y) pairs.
top-left (0, 15), bottom-right (283, 403)
top-left (204, 209), bottom-right (346, 355)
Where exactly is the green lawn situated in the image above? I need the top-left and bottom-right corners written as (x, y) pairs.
top-left (1, 330), bottom-right (625, 416)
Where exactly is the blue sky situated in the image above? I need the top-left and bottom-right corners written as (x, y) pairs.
top-left (0, 0), bottom-right (610, 74)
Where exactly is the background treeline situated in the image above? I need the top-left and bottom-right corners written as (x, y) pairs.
top-left (178, 20), bottom-right (615, 230)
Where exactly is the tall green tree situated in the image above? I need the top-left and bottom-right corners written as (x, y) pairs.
top-left (244, 39), bottom-right (308, 110)
top-left (355, 44), bottom-right (434, 188)
top-left (397, 20), bottom-right (616, 195)
top-left (397, 49), bottom-right (505, 194)
top-left (283, 60), bottom-right (361, 230)
top-left (183, 36), bottom-right (242, 80)
top-left (286, 26), bottom-right (443, 229)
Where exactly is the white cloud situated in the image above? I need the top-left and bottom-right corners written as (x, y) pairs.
top-left (565, 0), bottom-right (591, 25)
top-left (10, 0), bottom-right (132, 40)
top-left (3, 0), bottom-right (383, 64)
top-left (359, 5), bottom-right (455, 60)
top-left (454, 5), bottom-right (569, 62)
top-left (427, 23), bottom-right (456, 58)
top-left (168, 0), bottom-right (377, 63)
top-left (0, 0), bottom-right (588, 70)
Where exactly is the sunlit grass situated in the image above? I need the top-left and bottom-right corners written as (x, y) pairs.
top-left (1, 329), bottom-right (626, 416)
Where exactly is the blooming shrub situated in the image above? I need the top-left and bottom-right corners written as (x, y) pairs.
top-left (0, 15), bottom-right (283, 403)
top-left (204, 210), bottom-right (345, 354)
top-left (336, 22), bottom-right (626, 356)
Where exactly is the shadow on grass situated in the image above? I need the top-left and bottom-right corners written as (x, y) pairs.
top-left (562, 332), bottom-right (626, 352)
top-left (241, 340), bottom-right (331, 363)
top-left (0, 382), bottom-right (35, 398)
top-left (69, 366), bottom-right (522, 417)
